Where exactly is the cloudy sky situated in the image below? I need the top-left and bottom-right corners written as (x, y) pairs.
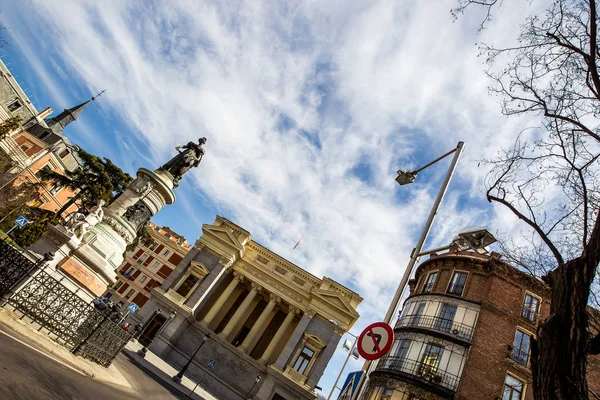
top-left (1, 0), bottom-right (547, 394)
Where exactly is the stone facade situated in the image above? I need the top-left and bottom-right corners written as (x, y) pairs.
top-left (137, 215), bottom-right (362, 400)
top-left (362, 251), bottom-right (600, 400)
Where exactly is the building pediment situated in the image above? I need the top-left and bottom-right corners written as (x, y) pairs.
top-left (198, 223), bottom-right (245, 260)
top-left (309, 289), bottom-right (360, 331)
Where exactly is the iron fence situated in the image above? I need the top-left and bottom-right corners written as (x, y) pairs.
top-left (376, 355), bottom-right (460, 391)
top-left (0, 239), bottom-right (133, 367)
top-left (0, 240), bottom-right (39, 296)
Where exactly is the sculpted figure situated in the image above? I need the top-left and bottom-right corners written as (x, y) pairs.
top-left (160, 137), bottom-right (206, 187)
top-left (64, 200), bottom-right (106, 240)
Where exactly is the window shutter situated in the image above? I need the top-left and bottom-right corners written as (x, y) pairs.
top-left (154, 245), bottom-right (165, 254)
top-left (133, 249), bottom-right (144, 259)
top-left (119, 263), bottom-right (131, 273)
top-left (143, 256), bottom-right (154, 266)
top-left (168, 253), bottom-right (184, 266)
top-left (132, 293), bottom-right (149, 308)
top-left (132, 269), bottom-right (141, 279)
top-left (118, 283), bottom-right (129, 294)
top-left (157, 266), bottom-right (173, 279)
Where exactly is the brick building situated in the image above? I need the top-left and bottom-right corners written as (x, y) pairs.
top-left (105, 222), bottom-right (191, 320)
top-left (362, 250), bottom-right (600, 400)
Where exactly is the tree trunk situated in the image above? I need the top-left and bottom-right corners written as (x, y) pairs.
top-left (531, 257), bottom-right (593, 400)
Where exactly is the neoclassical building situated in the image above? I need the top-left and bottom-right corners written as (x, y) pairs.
top-left (136, 215), bottom-right (362, 400)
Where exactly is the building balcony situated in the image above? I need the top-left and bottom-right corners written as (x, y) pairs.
top-left (395, 314), bottom-right (474, 343)
top-left (508, 347), bottom-right (529, 368)
top-left (374, 356), bottom-right (460, 393)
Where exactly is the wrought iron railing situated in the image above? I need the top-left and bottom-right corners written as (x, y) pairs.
top-left (395, 314), bottom-right (474, 342)
top-left (376, 356), bottom-right (461, 392)
top-left (0, 240), bottom-right (133, 367)
top-left (509, 347), bottom-right (529, 367)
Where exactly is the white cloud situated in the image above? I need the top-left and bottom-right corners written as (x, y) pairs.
top-left (3, 0), bottom-right (553, 393)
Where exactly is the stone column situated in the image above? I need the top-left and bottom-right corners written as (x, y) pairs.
top-left (201, 271), bottom-right (243, 326)
top-left (239, 294), bottom-right (280, 353)
top-left (220, 282), bottom-right (262, 340)
top-left (259, 305), bottom-right (298, 364)
top-left (274, 310), bottom-right (314, 369)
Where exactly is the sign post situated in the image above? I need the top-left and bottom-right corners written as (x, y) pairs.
top-left (356, 322), bottom-right (394, 361)
top-left (119, 302), bottom-right (139, 324)
top-left (5, 216), bottom-right (29, 236)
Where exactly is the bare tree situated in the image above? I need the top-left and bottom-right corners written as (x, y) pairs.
top-left (455, 0), bottom-right (600, 399)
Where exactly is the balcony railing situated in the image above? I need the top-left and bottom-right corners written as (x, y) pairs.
top-left (509, 347), bottom-right (529, 367)
top-left (376, 356), bottom-right (460, 392)
top-left (395, 314), bottom-right (474, 342)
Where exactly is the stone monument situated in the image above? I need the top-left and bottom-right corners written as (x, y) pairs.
top-left (27, 138), bottom-right (206, 301)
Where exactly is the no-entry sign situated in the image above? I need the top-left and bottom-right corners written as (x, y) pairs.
top-left (357, 322), bottom-right (394, 360)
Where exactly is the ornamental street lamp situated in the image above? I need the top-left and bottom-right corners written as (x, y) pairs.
top-left (172, 333), bottom-right (210, 384)
top-left (245, 375), bottom-right (262, 400)
top-left (137, 309), bottom-right (176, 358)
top-left (327, 322), bottom-right (359, 400)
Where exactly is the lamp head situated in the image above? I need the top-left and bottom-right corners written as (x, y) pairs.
top-left (451, 226), bottom-right (497, 253)
top-left (395, 170), bottom-right (417, 186)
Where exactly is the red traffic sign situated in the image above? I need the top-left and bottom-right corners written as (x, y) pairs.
top-left (357, 322), bottom-right (394, 360)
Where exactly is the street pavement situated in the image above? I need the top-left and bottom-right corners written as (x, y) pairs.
top-left (0, 326), bottom-right (180, 400)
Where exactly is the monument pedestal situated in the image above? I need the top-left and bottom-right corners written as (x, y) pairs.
top-left (27, 167), bottom-right (178, 302)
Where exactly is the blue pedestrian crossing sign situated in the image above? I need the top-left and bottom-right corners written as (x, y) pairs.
top-left (14, 216), bottom-right (28, 228)
top-left (207, 359), bottom-right (217, 369)
top-left (127, 302), bottom-right (138, 313)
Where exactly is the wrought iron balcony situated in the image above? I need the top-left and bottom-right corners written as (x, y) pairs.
top-left (509, 347), bottom-right (529, 368)
top-left (395, 314), bottom-right (474, 342)
top-left (375, 356), bottom-right (460, 392)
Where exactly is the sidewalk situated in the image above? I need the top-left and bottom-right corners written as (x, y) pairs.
top-left (123, 341), bottom-right (218, 400)
top-left (0, 307), bottom-right (131, 388)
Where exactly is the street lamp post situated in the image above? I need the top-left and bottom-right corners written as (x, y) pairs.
top-left (327, 331), bottom-right (359, 400)
top-left (358, 141), bottom-right (465, 398)
top-left (137, 309), bottom-right (176, 358)
top-left (245, 375), bottom-right (262, 400)
top-left (172, 334), bottom-right (210, 384)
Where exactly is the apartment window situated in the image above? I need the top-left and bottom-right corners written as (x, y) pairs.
top-left (503, 374), bottom-right (525, 400)
top-left (123, 266), bottom-right (136, 277)
top-left (138, 274), bottom-right (148, 285)
top-left (162, 249), bottom-right (170, 257)
top-left (447, 271), bottom-right (468, 296)
top-left (34, 164), bottom-right (53, 180)
top-left (152, 260), bottom-right (161, 269)
top-left (7, 99), bottom-right (22, 112)
top-left (423, 271), bottom-right (438, 293)
top-left (148, 242), bottom-right (159, 251)
top-left (113, 281), bottom-right (124, 291)
top-left (39, 195), bottom-right (49, 204)
top-left (381, 388), bottom-right (394, 400)
top-left (522, 293), bottom-right (540, 322)
top-left (292, 346), bottom-right (315, 375)
top-left (409, 303), bottom-right (426, 326)
top-left (390, 339), bottom-right (411, 371)
top-left (435, 303), bottom-right (457, 333)
top-left (137, 253), bottom-right (149, 264)
top-left (125, 289), bottom-right (135, 299)
top-left (511, 329), bottom-right (531, 367)
top-left (420, 343), bottom-right (444, 378)
top-left (59, 149), bottom-right (70, 159)
top-left (50, 184), bottom-right (62, 195)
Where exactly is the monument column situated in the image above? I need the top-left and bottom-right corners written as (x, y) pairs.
top-left (220, 282), bottom-right (261, 339)
top-left (239, 294), bottom-right (280, 352)
top-left (259, 306), bottom-right (299, 364)
top-left (201, 271), bottom-right (243, 326)
top-left (274, 310), bottom-right (314, 370)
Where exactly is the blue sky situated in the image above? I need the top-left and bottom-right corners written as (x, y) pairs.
top-left (1, 0), bottom-right (546, 395)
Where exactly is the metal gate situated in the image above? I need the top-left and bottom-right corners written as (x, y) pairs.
top-left (0, 239), bottom-right (132, 367)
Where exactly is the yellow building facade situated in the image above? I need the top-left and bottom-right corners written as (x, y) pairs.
top-left (137, 215), bottom-right (362, 400)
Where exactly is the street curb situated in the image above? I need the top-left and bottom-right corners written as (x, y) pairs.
top-left (121, 349), bottom-right (207, 400)
top-left (0, 308), bottom-right (132, 389)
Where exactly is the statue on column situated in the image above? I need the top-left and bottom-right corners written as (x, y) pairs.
top-left (64, 200), bottom-right (106, 240)
top-left (159, 137), bottom-right (206, 187)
